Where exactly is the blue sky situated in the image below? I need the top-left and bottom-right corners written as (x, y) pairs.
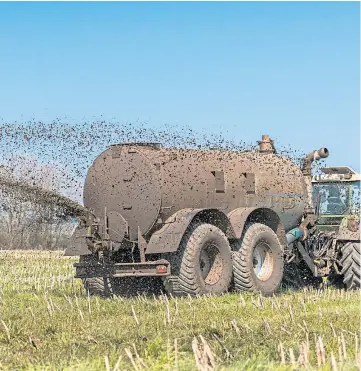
top-left (0, 1), bottom-right (359, 174)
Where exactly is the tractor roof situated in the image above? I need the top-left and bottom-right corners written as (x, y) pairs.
top-left (312, 166), bottom-right (361, 183)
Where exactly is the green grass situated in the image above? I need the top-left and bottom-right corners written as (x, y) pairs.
top-left (0, 250), bottom-right (360, 371)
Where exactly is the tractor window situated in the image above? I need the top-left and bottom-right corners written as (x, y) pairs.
top-left (350, 181), bottom-right (360, 214)
top-left (312, 183), bottom-right (349, 215)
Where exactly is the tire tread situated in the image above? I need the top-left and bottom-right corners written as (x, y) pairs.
top-left (233, 223), bottom-right (283, 296)
top-left (340, 242), bottom-right (360, 290)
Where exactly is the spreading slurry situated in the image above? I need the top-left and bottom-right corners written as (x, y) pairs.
top-left (0, 119), bottom-right (315, 213)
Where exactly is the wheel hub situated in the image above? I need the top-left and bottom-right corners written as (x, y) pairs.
top-left (252, 241), bottom-right (273, 281)
top-left (199, 243), bottom-right (223, 286)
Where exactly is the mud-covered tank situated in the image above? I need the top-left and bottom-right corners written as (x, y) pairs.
top-left (84, 141), bottom-right (308, 244)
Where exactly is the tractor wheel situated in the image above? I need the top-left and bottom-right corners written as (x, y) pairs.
top-left (232, 223), bottom-right (284, 297)
top-left (163, 223), bottom-right (233, 297)
top-left (340, 242), bottom-right (360, 290)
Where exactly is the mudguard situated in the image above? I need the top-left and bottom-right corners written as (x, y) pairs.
top-left (227, 207), bottom-right (258, 239)
top-left (336, 230), bottom-right (360, 242)
top-left (64, 227), bottom-right (92, 256)
top-left (145, 208), bottom-right (235, 254)
top-left (228, 206), bottom-right (287, 247)
top-left (145, 206), bottom-right (285, 255)
top-left (337, 217), bottom-right (360, 242)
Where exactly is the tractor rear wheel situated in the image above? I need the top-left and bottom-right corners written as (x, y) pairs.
top-left (340, 242), bottom-right (360, 290)
top-left (232, 223), bottom-right (284, 296)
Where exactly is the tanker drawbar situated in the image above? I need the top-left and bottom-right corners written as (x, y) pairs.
top-left (65, 134), bottom-right (334, 297)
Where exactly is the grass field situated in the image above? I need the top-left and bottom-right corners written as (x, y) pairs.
top-left (0, 250), bottom-right (360, 371)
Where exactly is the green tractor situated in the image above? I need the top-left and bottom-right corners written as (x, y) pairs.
top-left (311, 166), bottom-right (360, 289)
top-left (282, 166), bottom-right (360, 290)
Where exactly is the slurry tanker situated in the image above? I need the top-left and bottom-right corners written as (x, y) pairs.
top-left (62, 135), bottom-right (359, 297)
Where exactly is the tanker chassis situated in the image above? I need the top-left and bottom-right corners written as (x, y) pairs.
top-left (64, 135), bottom-right (358, 297)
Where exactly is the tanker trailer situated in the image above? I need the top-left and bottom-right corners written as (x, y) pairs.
top-left (64, 135), bottom-right (329, 297)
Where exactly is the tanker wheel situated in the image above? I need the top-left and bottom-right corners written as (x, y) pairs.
top-left (340, 242), bottom-right (360, 290)
top-left (232, 223), bottom-right (284, 297)
top-left (162, 275), bottom-right (183, 297)
top-left (79, 255), bottom-right (113, 297)
top-left (164, 223), bottom-right (233, 297)
top-left (82, 276), bottom-right (112, 297)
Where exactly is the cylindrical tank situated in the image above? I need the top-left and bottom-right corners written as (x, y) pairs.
top-left (83, 142), bottom-right (308, 243)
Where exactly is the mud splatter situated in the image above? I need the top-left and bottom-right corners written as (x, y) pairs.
top-left (0, 118), bottom-right (312, 189)
top-left (0, 117), bottom-right (326, 250)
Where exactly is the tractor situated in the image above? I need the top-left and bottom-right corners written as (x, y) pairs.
top-left (310, 166), bottom-right (360, 289)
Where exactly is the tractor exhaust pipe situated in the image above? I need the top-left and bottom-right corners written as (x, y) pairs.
top-left (302, 147), bottom-right (329, 214)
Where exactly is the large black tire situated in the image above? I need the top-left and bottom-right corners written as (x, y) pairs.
top-left (162, 275), bottom-right (183, 297)
top-left (79, 256), bottom-right (163, 297)
top-left (340, 242), bottom-right (360, 290)
top-left (232, 223), bottom-right (284, 297)
top-left (163, 223), bottom-right (233, 297)
top-left (82, 276), bottom-right (112, 297)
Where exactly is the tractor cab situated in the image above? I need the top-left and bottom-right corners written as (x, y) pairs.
top-left (312, 166), bottom-right (360, 235)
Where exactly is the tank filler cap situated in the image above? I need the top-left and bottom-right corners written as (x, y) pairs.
top-left (257, 135), bottom-right (275, 153)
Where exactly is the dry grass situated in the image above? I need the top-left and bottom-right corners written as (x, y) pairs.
top-left (0, 250), bottom-right (360, 371)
